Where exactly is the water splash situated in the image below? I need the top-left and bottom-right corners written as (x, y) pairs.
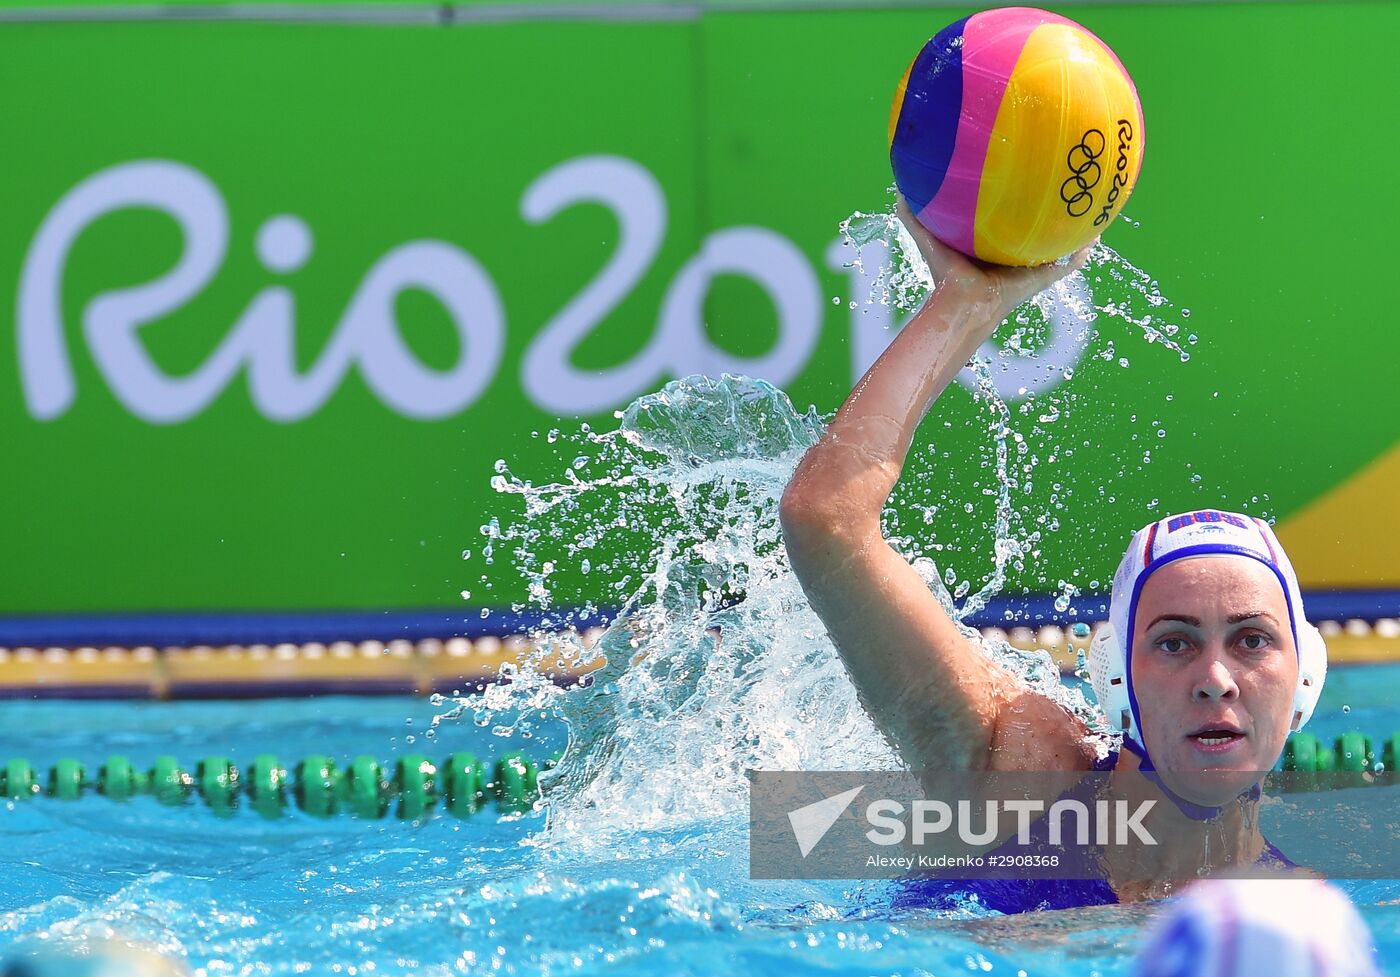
top-left (838, 200), bottom-right (1193, 363)
top-left (436, 197), bottom-right (1203, 850)
top-left (440, 376), bottom-right (1108, 853)
top-left (836, 193), bottom-right (1198, 605)
top-left (443, 379), bottom-right (888, 838)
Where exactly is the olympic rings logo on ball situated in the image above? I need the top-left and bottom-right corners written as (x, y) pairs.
top-left (1094, 119), bottom-right (1136, 227)
top-left (1060, 129), bottom-right (1106, 218)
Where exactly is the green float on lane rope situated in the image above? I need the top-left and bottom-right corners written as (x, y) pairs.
top-left (10, 732), bottom-right (1384, 818)
top-left (0, 750), bottom-right (551, 819)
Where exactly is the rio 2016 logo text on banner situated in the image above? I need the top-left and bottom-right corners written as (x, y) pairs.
top-left (19, 156), bottom-right (1090, 425)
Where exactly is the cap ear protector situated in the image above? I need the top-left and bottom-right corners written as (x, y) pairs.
top-left (1291, 620), bottom-right (1329, 733)
top-left (1087, 624), bottom-right (1136, 745)
top-left (1088, 619), bottom-right (1328, 748)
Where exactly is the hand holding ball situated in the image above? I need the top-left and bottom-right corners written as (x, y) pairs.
top-left (890, 7), bottom-right (1144, 267)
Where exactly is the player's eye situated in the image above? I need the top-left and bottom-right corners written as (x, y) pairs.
top-left (1238, 632), bottom-right (1272, 652)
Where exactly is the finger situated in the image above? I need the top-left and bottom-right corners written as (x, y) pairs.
top-left (1054, 239), bottom-right (1097, 270)
top-left (896, 206), bottom-right (964, 267)
top-left (895, 197), bottom-right (935, 243)
top-left (1068, 237), bottom-right (1100, 272)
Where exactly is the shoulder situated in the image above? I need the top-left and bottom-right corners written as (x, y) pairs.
top-left (987, 688), bottom-right (1102, 772)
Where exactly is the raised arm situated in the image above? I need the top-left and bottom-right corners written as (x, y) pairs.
top-left (779, 201), bottom-right (1094, 771)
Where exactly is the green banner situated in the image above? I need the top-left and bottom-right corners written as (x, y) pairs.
top-left (2, 1), bottom-right (1396, 619)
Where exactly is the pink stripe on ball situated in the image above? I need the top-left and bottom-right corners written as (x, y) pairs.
top-left (919, 8), bottom-right (1069, 257)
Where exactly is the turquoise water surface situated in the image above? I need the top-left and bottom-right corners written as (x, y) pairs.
top-left (4, 356), bottom-right (1397, 975)
top-left (1, 665), bottom-right (1398, 977)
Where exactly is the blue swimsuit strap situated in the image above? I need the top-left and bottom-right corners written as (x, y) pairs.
top-left (1091, 746), bottom-right (1120, 771)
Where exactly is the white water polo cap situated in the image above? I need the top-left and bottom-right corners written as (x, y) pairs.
top-left (1134, 878), bottom-right (1383, 977)
top-left (1087, 509), bottom-right (1328, 752)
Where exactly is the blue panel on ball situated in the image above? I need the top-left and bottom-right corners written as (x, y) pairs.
top-left (890, 16), bottom-right (967, 212)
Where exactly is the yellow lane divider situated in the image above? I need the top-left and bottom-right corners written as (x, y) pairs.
top-left (0, 620), bottom-right (1396, 698)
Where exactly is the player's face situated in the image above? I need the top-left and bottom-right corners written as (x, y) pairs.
top-left (1130, 556), bottom-right (1297, 805)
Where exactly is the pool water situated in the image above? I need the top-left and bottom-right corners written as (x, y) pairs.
top-left (2, 665), bottom-right (1398, 977)
top-left (4, 361), bottom-right (1397, 976)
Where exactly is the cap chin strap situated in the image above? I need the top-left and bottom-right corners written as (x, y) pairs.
top-left (1119, 736), bottom-right (1261, 821)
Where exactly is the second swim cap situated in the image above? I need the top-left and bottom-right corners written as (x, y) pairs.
top-left (1087, 509), bottom-right (1328, 754)
top-left (1135, 878), bottom-right (1382, 977)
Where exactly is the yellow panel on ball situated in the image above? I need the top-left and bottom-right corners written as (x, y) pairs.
top-left (976, 22), bottom-right (1145, 266)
